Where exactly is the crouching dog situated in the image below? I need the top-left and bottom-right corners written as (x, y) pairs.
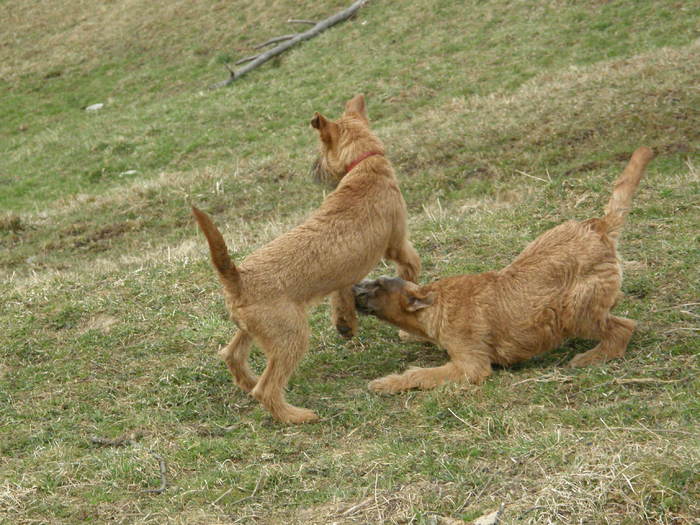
top-left (192, 95), bottom-right (420, 423)
top-left (353, 147), bottom-right (654, 392)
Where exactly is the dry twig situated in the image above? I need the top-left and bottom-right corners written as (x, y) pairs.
top-left (474, 503), bottom-right (505, 525)
top-left (90, 435), bottom-right (169, 494)
top-left (511, 371), bottom-right (573, 386)
top-left (229, 472), bottom-right (265, 506)
top-left (287, 19), bottom-right (316, 25)
top-left (339, 497), bottom-right (373, 517)
top-left (613, 377), bottom-right (682, 385)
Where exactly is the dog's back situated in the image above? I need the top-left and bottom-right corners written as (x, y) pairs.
top-left (239, 156), bottom-right (406, 303)
top-left (506, 146), bottom-right (653, 284)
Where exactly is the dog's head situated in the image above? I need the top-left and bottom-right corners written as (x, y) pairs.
top-left (353, 276), bottom-right (435, 336)
top-left (310, 94), bottom-right (385, 187)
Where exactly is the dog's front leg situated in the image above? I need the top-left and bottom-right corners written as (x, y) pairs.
top-left (330, 286), bottom-right (358, 339)
top-left (369, 343), bottom-right (492, 393)
top-left (386, 239), bottom-right (421, 283)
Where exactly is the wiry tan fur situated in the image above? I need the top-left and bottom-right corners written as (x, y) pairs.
top-left (192, 95), bottom-right (420, 423)
top-left (353, 147), bottom-right (654, 393)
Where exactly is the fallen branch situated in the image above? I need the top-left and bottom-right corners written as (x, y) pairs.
top-left (90, 434), bottom-right (169, 494)
top-left (211, 0), bottom-right (369, 88)
top-left (253, 34), bottom-right (296, 50)
top-left (235, 54), bottom-right (260, 65)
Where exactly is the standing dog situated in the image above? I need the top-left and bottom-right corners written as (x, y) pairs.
top-left (192, 94), bottom-right (420, 423)
top-left (353, 147), bottom-right (653, 392)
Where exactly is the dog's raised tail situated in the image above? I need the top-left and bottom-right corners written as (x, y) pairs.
top-left (191, 206), bottom-right (241, 295)
top-left (603, 146), bottom-right (654, 239)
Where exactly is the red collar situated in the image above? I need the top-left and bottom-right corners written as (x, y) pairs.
top-left (345, 151), bottom-right (383, 174)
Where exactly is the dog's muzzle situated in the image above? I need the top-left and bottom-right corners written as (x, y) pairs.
top-left (310, 156), bottom-right (339, 188)
top-left (352, 283), bottom-right (374, 315)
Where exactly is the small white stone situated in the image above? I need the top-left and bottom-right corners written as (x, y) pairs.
top-left (85, 103), bottom-right (104, 111)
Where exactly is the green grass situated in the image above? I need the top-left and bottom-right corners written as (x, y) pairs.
top-left (1, 1), bottom-right (699, 523)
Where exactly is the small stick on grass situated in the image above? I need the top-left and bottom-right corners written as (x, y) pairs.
top-left (230, 472), bottom-right (265, 506)
top-left (90, 434), bottom-right (169, 494)
top-left (339, 497), bottom-right (373, 517)
top-left (287, 19), bottom-right (317, 25)
top-left (141, 451), bottom-right (168, 495)
top-left (613, 377), bottom-right (682, 385)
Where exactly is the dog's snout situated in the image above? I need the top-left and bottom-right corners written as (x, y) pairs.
top-left (353, 280), bottom-right (376, 295)
top-left (353, 283), bottom-right (375, 315)
top-left (353, 286), bottom-right (368, 302)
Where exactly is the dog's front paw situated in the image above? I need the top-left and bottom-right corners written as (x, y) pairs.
top-left (277, 406), bottom-right (319, 424)
top-left (368, 375), bottom-right (404, 394)
top-left (336, 322), bottom-right (355, 339)
top-left (398, 330), bottom-right (431, 343)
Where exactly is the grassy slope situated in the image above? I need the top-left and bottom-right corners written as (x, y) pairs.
top-left (1, 1), bottom-right (699, 523)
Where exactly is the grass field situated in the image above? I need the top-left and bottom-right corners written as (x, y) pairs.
top-left (1, 1), bottom-right (699, 523)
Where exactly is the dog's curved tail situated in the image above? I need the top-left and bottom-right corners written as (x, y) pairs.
top-left (191, 206), bottom-right (241, 295)
top-left (602, 146), bottom-right (654, 239)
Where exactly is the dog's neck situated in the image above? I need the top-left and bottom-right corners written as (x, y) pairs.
top-left (416, 298), bottom-right (443, 342)
top-left (345, 151), bottom-right (383, 174)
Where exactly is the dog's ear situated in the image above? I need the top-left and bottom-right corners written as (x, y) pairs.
top-left (310, 112), bottom-right (325, 130)
top-left (311, 112), bottom-right (339, 146)
top-left (344, 94), bottom-right (368, 122)
top-left (405, 290), bottom-right (435, 312)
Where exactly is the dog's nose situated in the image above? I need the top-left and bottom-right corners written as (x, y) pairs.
top-left (353, 286), bottom-right (372, 313)
top-left (353, 287), bottom-right (367, 303)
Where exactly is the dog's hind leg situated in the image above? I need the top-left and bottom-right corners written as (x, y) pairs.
top-left (569, 315), bottom-right (636, 367)
top-left (219, 331), bottom-right (257, 392)
top-left (386, 239), bottom-right (421, 283)
top-left (330, 286), bottom-right (358, 339)
top-left (251, 310), bottom-right (318, 424)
